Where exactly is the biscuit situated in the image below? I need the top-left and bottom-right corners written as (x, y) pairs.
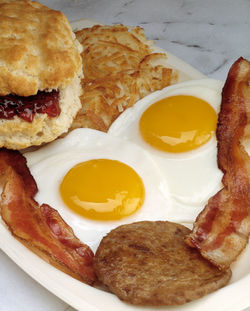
top-left (0, 0), bottom-right (83, 149)
top-left (94, 221), bottom-right (231, 306)
top-left (0, 0), bottom-right (82, 96)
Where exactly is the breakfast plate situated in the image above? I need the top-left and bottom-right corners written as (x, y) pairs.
top-left (0, 19), bottom-right (249, 311)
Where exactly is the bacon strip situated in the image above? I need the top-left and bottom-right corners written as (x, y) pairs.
top-left (0, 148), bottom-right (96, 285)
top-left (186, 57), bottom-right (250, 270)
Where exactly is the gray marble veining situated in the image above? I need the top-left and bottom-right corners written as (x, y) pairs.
top-left (39, 0), bottom-right (250, 80)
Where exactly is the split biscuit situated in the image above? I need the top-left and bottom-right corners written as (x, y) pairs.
top-left (0, 0), bottom-right (83, 149)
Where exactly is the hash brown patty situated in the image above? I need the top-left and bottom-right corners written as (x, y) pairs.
top-left (94, 221), bottom-right (231, 306)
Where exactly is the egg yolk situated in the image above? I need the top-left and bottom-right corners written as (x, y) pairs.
top-left (139, 95), bottom-right (217, 153)
top-left (60, 159), bottom-right (145, 221)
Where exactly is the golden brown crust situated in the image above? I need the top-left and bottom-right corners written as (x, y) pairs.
top-left (94, 221), bottom-right (231, 306)
top-left (0, 0), bottom-right (82, 96)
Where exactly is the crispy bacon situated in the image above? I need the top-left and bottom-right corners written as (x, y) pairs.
top-left (186, 57), bottom-right (250, 270)
top-left (0, 148), bottom-right (96, 285)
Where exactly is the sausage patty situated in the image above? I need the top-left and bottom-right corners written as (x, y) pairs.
top-left (94, 221), bottom-right (231, 306)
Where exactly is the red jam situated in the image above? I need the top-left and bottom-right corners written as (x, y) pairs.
top-left (0, 90), bottom-right (61, 122)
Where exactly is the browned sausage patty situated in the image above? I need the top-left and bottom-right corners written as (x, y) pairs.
top-left (94, 221), bottom-right (231, 306)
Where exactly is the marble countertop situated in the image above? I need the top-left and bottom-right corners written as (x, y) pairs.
top-left (0, 0), bottom-right (249, 311)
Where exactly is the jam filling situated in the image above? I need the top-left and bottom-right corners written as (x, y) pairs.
top-left (0, 90), bottom-right (61, 123)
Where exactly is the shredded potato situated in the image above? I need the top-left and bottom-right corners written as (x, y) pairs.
top-left (70, 24), bottom-right (177, 132)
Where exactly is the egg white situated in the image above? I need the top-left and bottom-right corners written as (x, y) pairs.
top-left (108, 79), bottom-right (225, 222)
top-left (24, 129), bottom-right (172, 252)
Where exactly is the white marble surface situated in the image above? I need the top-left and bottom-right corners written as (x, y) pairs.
top-left (0, 0), bottom-right (249, 311)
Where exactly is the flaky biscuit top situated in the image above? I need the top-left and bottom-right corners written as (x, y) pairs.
top-left (0, 0), bottom-right (82, 96)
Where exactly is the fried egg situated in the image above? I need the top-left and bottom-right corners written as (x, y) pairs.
top-left (24, 78), bottom-right (224, 249)
top-left (108, 79), bottom-right (224, 222)
top-left (24, 129), bottom-right (172, 251)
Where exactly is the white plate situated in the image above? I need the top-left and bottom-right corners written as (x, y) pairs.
top-left (0, 19), bottom-right (249, 311)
